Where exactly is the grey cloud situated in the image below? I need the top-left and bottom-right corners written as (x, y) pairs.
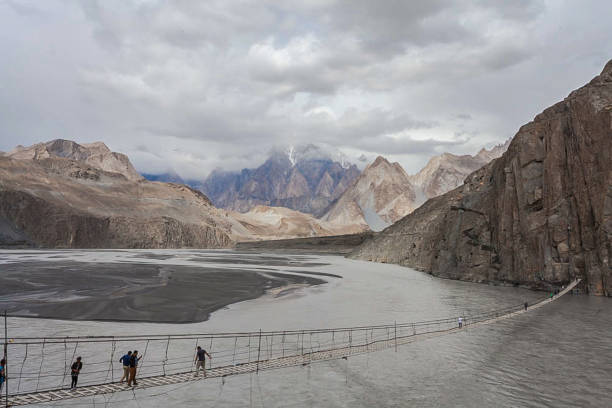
top-left (1, 0), bottom-right (611, 179)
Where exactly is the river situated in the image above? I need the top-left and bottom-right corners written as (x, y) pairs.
top-left (0, 249), bottom-right (610, 407)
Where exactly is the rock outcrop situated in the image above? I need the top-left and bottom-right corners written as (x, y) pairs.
top-left (322, 156), bottom-right (417, 231)
top-left (352, 60), bottom-right (612, 296)
top-left (7, 139), bottom-right (143, 181)
top-left (230, 205), bottom-right (363, 240)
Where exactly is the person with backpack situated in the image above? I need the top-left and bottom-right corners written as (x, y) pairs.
top-left (119, 351), bottom-right (132, 383)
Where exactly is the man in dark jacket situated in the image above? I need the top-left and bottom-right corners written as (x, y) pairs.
top-left (71, 357), bottom-right (83, 389)
top-left (127, 350), bottom-right (141, 387)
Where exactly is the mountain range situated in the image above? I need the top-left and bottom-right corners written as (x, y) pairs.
top-left (147, 141), bottom-right (510, 232)
top-left (0, 140), bottom-right (360, 247)
top-left (198, 145), bottom-right (360, 217)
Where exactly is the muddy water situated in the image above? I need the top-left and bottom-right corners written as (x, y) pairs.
top-left (1, 249), bottom-right (610, 407)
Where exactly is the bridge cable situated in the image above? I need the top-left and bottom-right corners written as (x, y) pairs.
top-left (163, 336), bottom-right (170, 376)
top-left (209, 336), bottom-right (214, 370)
top-left (34, 338), bottom-right (46, 392)
top-left (138, 340), bottom-right (150, 373)
top-left (232, 337), bottom-right (237, 366)
top-left (193, 337), bottom-right (199, 372)
top-left (105, 340), bottom-right (116, 383)
top-left (16, 343), bottom-right (28, 392)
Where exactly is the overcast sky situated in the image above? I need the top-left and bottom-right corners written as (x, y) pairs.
top-left (0, 0), bottom-right (610, 178)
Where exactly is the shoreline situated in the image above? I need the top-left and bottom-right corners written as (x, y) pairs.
top-left (0, 260), bottom-right (328, 324)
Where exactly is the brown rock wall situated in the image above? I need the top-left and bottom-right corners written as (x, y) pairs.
top-left (352, 60), bottom-right (612, 296)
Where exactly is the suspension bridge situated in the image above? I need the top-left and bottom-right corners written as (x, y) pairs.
top-left (1, 279), bottom-right (580, 406)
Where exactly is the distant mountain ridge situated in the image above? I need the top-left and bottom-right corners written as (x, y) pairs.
top-left (200, 145), bottom-right (360, 217)
top-left (319, 142), bottom-right (510, 231)
top-left (409, 139), bottom-right (511, 203)
top-left (142, 141), bottom-right (510, 233)
top-left (7, 139), bottom-right (143, 182)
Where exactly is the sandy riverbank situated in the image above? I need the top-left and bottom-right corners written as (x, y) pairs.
top-left (0, 260), bottom-right (326, 323)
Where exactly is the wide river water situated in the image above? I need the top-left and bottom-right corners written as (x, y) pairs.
top-left (1, 249), bottom-right (611, 407)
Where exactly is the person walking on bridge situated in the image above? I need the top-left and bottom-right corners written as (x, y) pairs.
top-left (70, 357), bottom-right (83, 389)
top-left (127, 350), bottom-right (141, 387)
top-left (194, 346), bottom-right (211, 377)
top-left (0, 358), bottom-right (6, 394)
top-left (119, 351), bottom-right (132, 383)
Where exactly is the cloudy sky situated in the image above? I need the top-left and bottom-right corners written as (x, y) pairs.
top-left (1, 0), bottom-right (610, 178)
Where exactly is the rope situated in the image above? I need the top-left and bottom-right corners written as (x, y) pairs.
top-left (163, 337), bottom-right (170, 376)
top-left (105, 340), bottom-right (116, 383)
top-left (16, 343), bottom-right (28, 392)
top-left (138, 340), bottom-right (150, 373)
top-left (232, 337), bottom-right (237, 366)
top-left (35, 338), bottom-right (46, 392)
top-left (209, 337), bottom-right (214, 369)
top-left (193, 337), bottom-right (199, 371)
top-left (60, 339), bottom-right (67, 388)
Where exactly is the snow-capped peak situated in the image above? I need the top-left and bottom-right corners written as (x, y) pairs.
top-left (287, 145), bottom-right (296, 166)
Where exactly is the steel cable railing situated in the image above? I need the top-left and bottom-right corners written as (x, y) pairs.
top-left (2, 280), bottom-right (579, 402)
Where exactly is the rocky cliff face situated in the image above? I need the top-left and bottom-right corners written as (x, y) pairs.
top-left (201, 145), bottom-right (360, 216)
top-left (322, 156), bottom-right (417, 231)
top-left (352, 60), bottom-right (612, 296)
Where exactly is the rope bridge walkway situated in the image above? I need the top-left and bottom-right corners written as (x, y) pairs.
top-left (1, 279), bottom-right (580, 406)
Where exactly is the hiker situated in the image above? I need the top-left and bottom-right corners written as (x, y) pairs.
top-left (194, 346), bottom-right (212, 377)
top-left (119, 351), bottom-right (132, 383)
top-left (458, 316), bottom-right (463, 328)
top-left (70, 357), bottom-right (83, 389)
top-left (0, 358), bottom-right (5, 394)
top-left (127, 350), bottom-right (141, 387)
top-left (524, 302), bottom-right (528, 311)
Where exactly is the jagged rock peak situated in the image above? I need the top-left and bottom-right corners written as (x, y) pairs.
top-left (7, 139), bottom-right (143, 181)
top-left (369, 155), bottom-right (391, 167)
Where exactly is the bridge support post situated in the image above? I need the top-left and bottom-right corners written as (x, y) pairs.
top-left (4, 310), bottom-right (8, 408)
top-left (394, 321), bottom-right (397, 352)
top-left (256, 329), bottom-right (262, 373)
